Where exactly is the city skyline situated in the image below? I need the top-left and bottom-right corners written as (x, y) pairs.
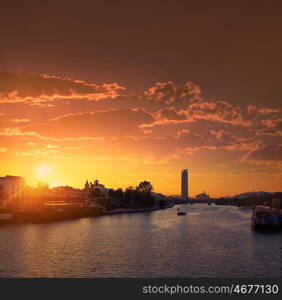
top-left (0, 1), bottom-right (282, 197)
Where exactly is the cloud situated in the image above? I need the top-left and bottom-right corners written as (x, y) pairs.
top-left (176, 129), bottom-right (208, 147)
top-left (187, 101), bottom-right (250, 126)
top-left (1, 73), bottom-right (281, 184)
top-left (247, 104), bottom-right (281, 116)
top-left (141, 100), bottom-right (255, 132)
top-left (206, 130), bottom-right (248, 147)
top-left (143, 81), bottom-right (202, 106)
top-left (258, 119), bottom-right (282, 136)
top-left (248, 144), bottom-right (282, 161)
top-left (156, 107), bottom-right (188, 121)
top-left (10, 118), bottom-right (30, 123)
top-left (23, 108), bottom-right (154, 138)
top-left (0, 71), bottom-right (124, 104)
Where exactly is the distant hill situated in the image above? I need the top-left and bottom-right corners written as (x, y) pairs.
top-left (231, 191), bottom-right (282, 199)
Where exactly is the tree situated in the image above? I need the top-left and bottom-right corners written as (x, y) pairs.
top-left (84, 180), bottom-right (90, 190)
top-left (108, 189), bottom-right (115, 198)
top-left (136, 181), bottom-right (155, 207)
top-left (136, 181), bottom-right (153, 194)
top-left (124, 186), bottom-right (136, 206)
top-left (115, 188), bottom-right (124, 201)
top-left (90, 188), bottom-right (100, 198)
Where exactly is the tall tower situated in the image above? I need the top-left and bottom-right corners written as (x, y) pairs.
top-left (181, 169), bottom-right (188, 199)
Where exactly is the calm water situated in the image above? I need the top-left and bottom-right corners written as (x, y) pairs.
top-left (0, 204), bottom-right (281, 277)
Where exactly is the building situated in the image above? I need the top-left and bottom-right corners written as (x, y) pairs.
top-left (50, 186), bottom-right (88, 203)
top-left (272, 197), bottom-right (282, 209)
top-left (181, 169), bottom-right (188, 199)
top-left (0, 175), bottom-right (25, 201)
top-left (195, 191), bottom-right (210, 201)
top-left (84, 179), bottom-right (109, 198)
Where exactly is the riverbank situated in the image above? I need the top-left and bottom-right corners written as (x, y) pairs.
top-left (104, 207), bottom-right (159, 215)
top-left (0, 204), bottom-right (102, 224)
top-left (0, 202), bottom-right (175, 224)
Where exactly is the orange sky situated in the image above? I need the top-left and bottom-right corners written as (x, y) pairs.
top-left (0, 72), bottom-right (281, 197)
top-left (1, 1), bottom-right (282, 197)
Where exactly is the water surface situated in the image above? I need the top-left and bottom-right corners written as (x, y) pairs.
top-left (0, 204), bottom-right (281, 277)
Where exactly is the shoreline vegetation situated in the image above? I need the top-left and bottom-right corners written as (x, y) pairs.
top-left (0, 201), bottom-right (175, 224)
top-left (1, 177), bottom-right (282, 225)
top-left (0, 179), bottom-right (176, 224)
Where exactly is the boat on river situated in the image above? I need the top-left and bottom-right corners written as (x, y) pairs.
top-left (177, 211), bottom-right (186, 215)
top-left (177, 207), bottom-right (186, 215)
top-left (251, 206), bottom-right (281, 229)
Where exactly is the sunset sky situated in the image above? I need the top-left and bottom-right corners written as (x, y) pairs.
top-left (0, 0), bottom-right (281, 196)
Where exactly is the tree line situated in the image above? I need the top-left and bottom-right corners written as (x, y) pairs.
top-left (88, 180), bottom-right (156, 209)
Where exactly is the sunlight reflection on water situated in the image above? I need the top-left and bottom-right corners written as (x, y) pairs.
top-left (0, 204), bottom-right (281, 277)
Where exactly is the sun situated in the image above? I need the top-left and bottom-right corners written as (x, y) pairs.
top-left (35, 164), bottom-right (52, 179)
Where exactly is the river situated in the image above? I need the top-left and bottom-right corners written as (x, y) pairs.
top-left (0, 204), bottom-right (281, 277)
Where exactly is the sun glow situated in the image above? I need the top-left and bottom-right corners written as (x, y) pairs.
top-left (49, 180), bottom-right (64, 188)
top-left (35, 164), bottom-right (52, 180)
